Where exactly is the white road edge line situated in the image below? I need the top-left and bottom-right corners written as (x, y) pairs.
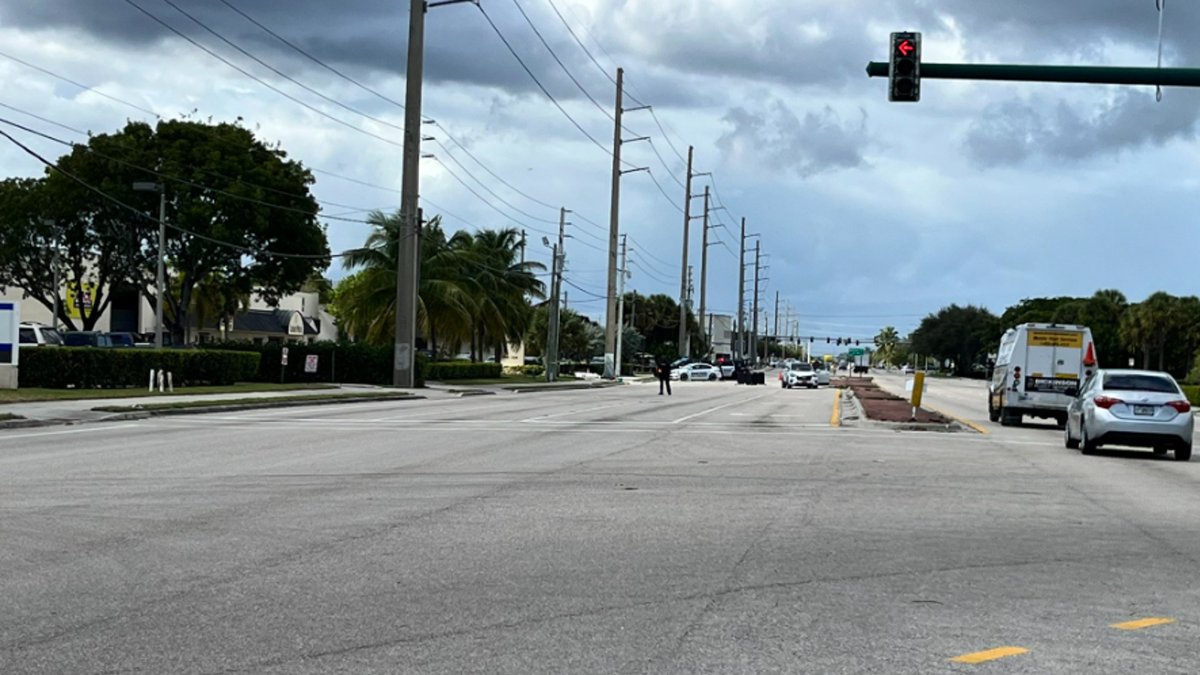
top-left (672, 391), bottom-right (773, 424)
top-left (0, 423), bottom-right (141, 441)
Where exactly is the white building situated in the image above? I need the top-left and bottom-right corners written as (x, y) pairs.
top-left (1, 283), bottom-right (338, 345)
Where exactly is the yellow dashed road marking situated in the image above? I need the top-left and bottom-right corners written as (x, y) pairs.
top-left (830, 389), bottom-right (841, 427)
top-left (1112, 617), bottom-right (1175, 630)
top-left (950, 646), bottom-right (1029, 664)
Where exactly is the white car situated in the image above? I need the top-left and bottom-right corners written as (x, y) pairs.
top-left (18, 322), bottom-right (63, 347)
top-left (672, 363), bottom-right (720, 381)
top-left (814, 367), bottom-right (831, 386)
top-left (783, 363), bottom-right (818, 389)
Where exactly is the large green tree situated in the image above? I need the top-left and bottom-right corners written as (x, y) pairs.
top-left (0, 119), bottom-right (330, 340)
top-left (910, 304), bottom-right (1000, 376)
top-left (873, 326), bottom-right (901, 367)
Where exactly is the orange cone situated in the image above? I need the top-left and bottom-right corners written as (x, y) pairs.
top-left (1083, 343), bottom-right (1097, 367)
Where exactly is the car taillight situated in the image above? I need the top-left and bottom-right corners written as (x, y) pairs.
top-left (1093, 395), bottom-right (1122, 410)
top-left (1166, 400), bottom-right (1192, 413)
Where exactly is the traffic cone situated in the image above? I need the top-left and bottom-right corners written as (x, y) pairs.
top-left (1083, 343), bottom-right (1096, 368)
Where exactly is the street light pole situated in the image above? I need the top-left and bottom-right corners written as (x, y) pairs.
top-left (133, 182), bottom-right (166, 349)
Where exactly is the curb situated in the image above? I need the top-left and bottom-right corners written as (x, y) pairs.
top-left (505, 381), bottom-right (622, 393)
top-left (92, 395), bottom-right (425, 417)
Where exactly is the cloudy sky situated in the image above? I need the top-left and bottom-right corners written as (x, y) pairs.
top-left (1, 0), bottom-right (1198, 350)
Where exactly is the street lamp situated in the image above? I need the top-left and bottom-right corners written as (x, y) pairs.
top-left (132, 181), bottom-right (166, 349)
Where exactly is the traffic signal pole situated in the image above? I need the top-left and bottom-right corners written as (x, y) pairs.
top-left (867, 61), bottom-right (1200, 88)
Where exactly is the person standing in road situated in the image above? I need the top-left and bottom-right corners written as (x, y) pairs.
top-left (657, 360), bottom-right (673, 396)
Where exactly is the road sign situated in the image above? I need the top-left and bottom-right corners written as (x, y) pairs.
top-left (849, 348), bottom-right (865, 356)
top-left (304, 354), bottom-right (319, 373)
top-left (281, 347), bottom-right (289, 366)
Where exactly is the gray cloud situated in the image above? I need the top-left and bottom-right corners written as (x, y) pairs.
top-left (717, 101), bottom-right (870, 178)
top-left (965, 89), bottom-right (1200, 166)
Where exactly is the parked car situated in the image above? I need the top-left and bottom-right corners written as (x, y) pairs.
top-left (783, 362), bottom-right (818, 389)
top-left (61, 331), bottom-right (114, 347)
top-left (714, 355), bottom-right (735, 380)
top-left (814, 366), bottom-right (832, 386)
top-left (106, 332), bottom-right (137, 347)
top-left (901, 364), bottom-right (915, 375)
top-left (1064, 369), bottom-right (1192, 461)
top-left (671, 363), bottom-right (720, 381)
top-left (18, 322), bottom-right (63, 347)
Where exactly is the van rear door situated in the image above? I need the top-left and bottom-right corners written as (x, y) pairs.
top-left (1024, 329), bottom-right (1084, 397)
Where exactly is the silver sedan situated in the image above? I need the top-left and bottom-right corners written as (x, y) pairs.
top-left (1065, 369), bottom-right (1193, 461)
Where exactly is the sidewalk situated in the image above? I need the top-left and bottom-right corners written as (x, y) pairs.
top-left (0, 384), bottom-right (436, 427)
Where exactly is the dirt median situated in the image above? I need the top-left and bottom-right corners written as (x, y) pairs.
top-left (833, 377), bottom-right (950, 424)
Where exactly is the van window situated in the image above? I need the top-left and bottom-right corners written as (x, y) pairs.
top-left (19, 327), bottom-right (35, 344)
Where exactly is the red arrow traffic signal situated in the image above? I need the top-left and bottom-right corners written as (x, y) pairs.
top-left (897, 40), bottom-right (914, 57)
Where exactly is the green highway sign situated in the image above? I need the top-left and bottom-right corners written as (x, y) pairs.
top-left (849, 348), bottom-right (865, 356)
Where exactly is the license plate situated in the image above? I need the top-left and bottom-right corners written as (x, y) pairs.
top-left (1134, 405), bottom-right (1155, 416)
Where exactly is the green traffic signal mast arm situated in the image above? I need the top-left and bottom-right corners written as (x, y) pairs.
top-left (866, 61), bottom-right (1200, 87)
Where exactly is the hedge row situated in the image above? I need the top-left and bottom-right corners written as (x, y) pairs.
top-left (1183, 385), bottom-right (1200, 407)
top-left (205, 341), bottom-right (406, 386)
top-left (425, 361), bottom-right (502, 380)
top-left (18, 348), bottom-right (260, 389)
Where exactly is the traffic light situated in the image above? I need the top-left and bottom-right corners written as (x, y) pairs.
top-left (856, 340), bottom-right (860, 346)
top-left (889, 32), bottom-right (921, 102)
top-left (836, 338), bottom-right (842, 346)
top-left (826, 337), bottom-right (831, 344)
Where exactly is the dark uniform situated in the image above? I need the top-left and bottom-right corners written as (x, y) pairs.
top-left (657, 362), bottom-right (672, 396)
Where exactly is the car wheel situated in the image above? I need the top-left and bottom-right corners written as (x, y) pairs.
top-left (988, 394), bottom-right (1001, 423)
top-left (1080, 424), bottom-right (1097, 455)
top-left (708, 374), bottom-right (717, 381)
top-left (781, 380), bottom-right (787, 389)
top-left (680, 374), bottom-right (688, 382)
top-left (1064, 422), bottom-right (1079, 449)
top-left (1175, 443), bottom-right (1192, 462)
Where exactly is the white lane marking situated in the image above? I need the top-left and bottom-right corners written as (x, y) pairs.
top-left (0, 424), bottom-right (140, 441)
top-left (670, 391), bottom-right (780, 424)
top-left (521, 399), bottom-right (642, 423)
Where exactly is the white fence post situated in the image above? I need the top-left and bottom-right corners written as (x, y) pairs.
top-left (167, 371), bottom-right (174, 393)
top-left (149, 369), bottom-right (155, 393)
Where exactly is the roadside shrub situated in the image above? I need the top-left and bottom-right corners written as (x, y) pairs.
top-left (204, 341), bottom-right (428, 386)
top-left (1182, 385), bottom-right (1200, 407)
top-left (424, 360), bottom-right (502, 381)
top-left (520, 364), bottom-right (545, 377)
top-left (18, 348), bottom-right (259, 388)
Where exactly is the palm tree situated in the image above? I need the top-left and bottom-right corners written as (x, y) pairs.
top-left (337, 210), bottom-right (475, 351)
top-left (461, 228), bottom-right (545, 362)
top-left (874, 326), bottom-right (900, 367)
top-left (334, 213), bottom-right (545, 360)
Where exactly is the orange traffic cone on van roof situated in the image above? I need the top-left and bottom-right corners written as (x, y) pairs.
top-left (1083, 342), bottom-right (1097, 368)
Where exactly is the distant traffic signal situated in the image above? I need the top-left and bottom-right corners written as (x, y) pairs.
top-left (889, 32), bottom-right (921, 102)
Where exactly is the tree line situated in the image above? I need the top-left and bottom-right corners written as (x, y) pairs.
top-left (874, 289), bottom-right (1200, 381)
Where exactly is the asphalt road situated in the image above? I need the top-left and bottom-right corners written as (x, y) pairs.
top-left (3, 377), bottom-right (1200, 673)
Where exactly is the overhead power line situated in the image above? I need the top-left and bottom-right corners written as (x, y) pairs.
top-left (120, 0), bottom-right (405, 148)
top-left (0, 49), bottom-right (161, 119)
top-left (477, 3), bottom-right (617, 160)
top-left (159, 0), bottom-right (405, 134)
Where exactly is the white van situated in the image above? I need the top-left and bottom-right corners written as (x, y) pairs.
top-left (988, 323), bottom-right (1097, 426)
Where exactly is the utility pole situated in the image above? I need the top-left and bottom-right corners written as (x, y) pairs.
top-left (677, 146), bottom-right (694, 358)
top-left (519, 229), bottom-right (526, 264)
top-left (546, 241), bottom-right (561, 383)
top-left (392, 0), bottom-right (427, 387)
top-left (603, 68), bottom-right (626, 379)
top-left (751, 241), bottom-right (761, 365)
top-left (615, 234), bottom-right (628, 378)
top-left (736, 217), bottom-right (746, 362)
top-left (773, 291), bottom-right (780, 344)
top-left (698, 186), bottom-right (710, 349)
